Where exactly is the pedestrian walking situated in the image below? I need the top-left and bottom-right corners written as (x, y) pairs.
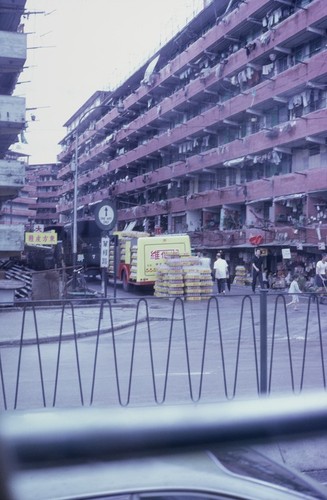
top-left (315, 253), bottom-right (327, 303)
top-left (262, 268), bottom-right (269, 289)
top-left (214, 252), bottom-right (228, 294)
top-left (315, 254), bottom-right (327, 288)
top-left (222, 252), bottom-right (232, 291)
top-left (197, 251), bottom-right (211, 269)
top-left (286, 274), bottom-right (302, 311)
top-left (226, 267), bottom-right (231, 292)
top-left (251, 248), bottom-right (264, 293)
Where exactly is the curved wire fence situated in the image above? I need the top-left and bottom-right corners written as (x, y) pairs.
top-left (0, 291), bottom-right (326, 410)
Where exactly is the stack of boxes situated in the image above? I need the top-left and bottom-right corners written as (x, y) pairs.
top-left (199, 267), bottom-right (215, 298)
top-left (154, 255), bottom-right (184, 298)
top-left (154, 255), bottom-right (213, 300)
top-left (153, 264), bottom-right (170, 297)
top-left (108, 231), bottom-right (150, 277)
top-left (130, 244), bottom-right (138, 280)
top-left (233, 265), bottom-right (248, 286)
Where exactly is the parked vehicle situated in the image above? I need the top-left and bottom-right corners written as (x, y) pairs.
top-left (10, 446), bottom-right (327, 500)
top-left (62, 220), bottom-right (101, 275)
top-left (108, 231), bottom-right (191, 291)
top-left (4, 393), bottom-right (327, 500)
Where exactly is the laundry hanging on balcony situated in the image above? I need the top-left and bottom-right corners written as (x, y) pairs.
top-left (273, 193), bottom-right (305, 202)
top-left (223, 157), bottom-right (245, 167)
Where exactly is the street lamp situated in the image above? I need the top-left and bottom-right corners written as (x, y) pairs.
top-left (72, 104), bottom-right (109, 290)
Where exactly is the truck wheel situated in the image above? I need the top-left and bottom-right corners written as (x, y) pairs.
top-left (122, 271), bottom-right (131, 292)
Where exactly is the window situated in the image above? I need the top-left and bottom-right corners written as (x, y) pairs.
top-left (309, 37), bottom-right (323, 56)
top-left (216, 168), bottom-right (227, 188)
top-left (228, 169), bottom-right (236, 186)
top-left (199, 173), bottom-right (215, 191)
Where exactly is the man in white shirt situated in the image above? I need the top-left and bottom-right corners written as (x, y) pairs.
top-left (315, 254), bottom-right (327, 288)
top-left (214, 252), bottom-right (228, 294)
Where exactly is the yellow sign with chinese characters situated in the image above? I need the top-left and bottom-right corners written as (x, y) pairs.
top-left (25, 231), bottom-right (58, 246)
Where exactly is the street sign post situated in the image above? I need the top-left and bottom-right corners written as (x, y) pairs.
top-left (100, 236), bottom-right (110, 268)
top-left (94, 200), bottom-right (117, 231)
top-left (100, 235), bottom-right (110, 297)
top-left (95, 200), bottom-right (117, 299)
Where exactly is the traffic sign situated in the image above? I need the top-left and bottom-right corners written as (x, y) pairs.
top-left (100, 236), bottom-right (110, 268)
top-left (94, 200), bottom-right (117, 231)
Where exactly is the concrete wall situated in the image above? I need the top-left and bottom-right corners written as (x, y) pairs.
top-left (0, 224), bottom-right (24, 254)
top-left (0, 95), bottom-right (25, 125)
top-left (0, 31), bottom-right (26, 61)
top-left (31, 270), bottom-right (60, 300)
top-left (0, 159), bottom-right (25, 200)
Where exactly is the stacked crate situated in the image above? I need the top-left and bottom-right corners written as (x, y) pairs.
top-left (199, 267), bottom-right (214, 298)
top-left (183, 267), bottom-right (202, 301)
top-left (154, 255), bottom-right (213, 300)
top-left (233, 265), bottom-right (248, 285)
top-left (165, 255), bottom-right (184, 298)
top-left (129, 245), bottom-right (138, 280)
top-left (109, 231), bottom-right (150, 278)
top-left (153, 264), bottom-right (170, 297)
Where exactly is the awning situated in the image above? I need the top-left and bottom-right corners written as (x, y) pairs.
top-left (261, 241), bottom-right (312, 248)
top-left (308, 189), bottom-right (327, 195)
top-left (273, 193), bottom-right (305, 202)
top-left (247, 197), bottom-right (272, 205)
top-left (232, 243), bottom-right (259, 248)
top-left (143, 55), bottom-right (160, 83)
top-left (172, 212), bottom-right (186, 217)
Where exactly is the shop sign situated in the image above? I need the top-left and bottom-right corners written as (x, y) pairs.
top-left (282, 248), bottom-right (291, 259)
top-left (249, 235), bottom-right (263, 246)
top-left (25, 231), bottom-right (57, 245)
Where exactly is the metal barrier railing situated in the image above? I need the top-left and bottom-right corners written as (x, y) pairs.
top-left (0, 290), bottom-right (326, 410)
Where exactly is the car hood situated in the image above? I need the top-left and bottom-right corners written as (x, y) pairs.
top-left (11, 447), bottom-right (327, 500)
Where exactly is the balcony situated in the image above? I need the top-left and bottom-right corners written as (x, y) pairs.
top-left (0, 224), bottom-right (24, 256)
top-left (0, 159), bottom-right (24, 201)
top-left (189, 222), bottom-right (327, 250)
top-left (0, 95), bottom-right (25, 155)
top-left (0, 30), bottom-right (26, 95)
top-left (0, 30), bottom-right (26, 66)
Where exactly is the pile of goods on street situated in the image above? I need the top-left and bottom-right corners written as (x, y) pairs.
top-left (233, 265), bottom-right (249, 286)
top-left (154, 255), bottom-right (213, 300)
top-left (108, 230), bottom-right (150, 277)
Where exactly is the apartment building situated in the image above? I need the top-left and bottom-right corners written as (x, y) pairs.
top-left (23, 163), bottom-right (62, 229)
top-left (0, 0), bottom-right (27, 258)
top-left (57, 0), bottom-right (327, 274)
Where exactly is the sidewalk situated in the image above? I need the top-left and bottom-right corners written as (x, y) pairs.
top-left (0, 285), bottom-right (324, 345)
top-left (0, 285), bottom-right (267, 345)
top-left (0, 300), bottom-right (151, 345)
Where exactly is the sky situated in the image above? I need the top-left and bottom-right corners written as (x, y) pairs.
top-left (14, 0), bottom-right (204, 164)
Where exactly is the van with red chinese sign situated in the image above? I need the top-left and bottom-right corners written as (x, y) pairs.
top-left (108, 232), bottom-right (191, 291)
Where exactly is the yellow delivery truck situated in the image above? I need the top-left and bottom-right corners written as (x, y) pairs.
top-left (108, 232), bottom-right (191, 291)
